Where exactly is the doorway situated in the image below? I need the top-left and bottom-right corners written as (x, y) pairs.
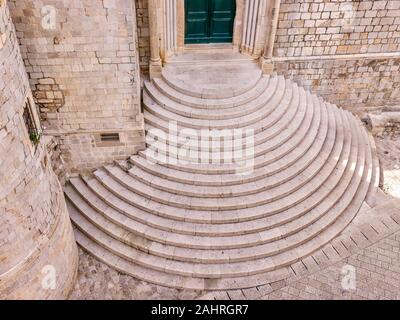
top-left (184, 0), bottom-right (236, 44)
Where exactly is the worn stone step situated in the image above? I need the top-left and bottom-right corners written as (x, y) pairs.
top-left (152, 75), bottom-right (270, 109)
top-left (102, 112), bottom-right (346, 209)
top-left (70, 147), bottom-right (370, 277)
top-left (67, 167), bottom-right (351, 242)
top-left (82, 114), bottom-right (361, 233)
top-left (143, 85), bottom-right (306, 162)
top-left (65, 70), bottom-right (380, 291)
top-left (142, 89), bottom-right (314, 167)
top-left (73, 228), bottom-right (207, 291)
top-left (145, 78), bottom-right (275, 120)
top-left (161, 62), bottom-right (262, 99)
top-left (67, 116), bottom-right (367, 263)
top-left (97, 136), bottom-right (351, 210)
top-left (69, 106), bottom-right (355, 242)
top-left (143, 76), bottom-right (288, 130)
top-left (139, 96), bottom-right (325, 175)
top-left (116, 100), bottom-right (339, 199)
top-left (144, 85), bottom-right (308, 155)
top-left (129, 92), bottom-right (324, 188)
top-left (73, 175), bottom-right (369, 291)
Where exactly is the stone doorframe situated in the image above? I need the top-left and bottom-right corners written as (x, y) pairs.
top-left (147, 0), bottom-right (281, 79)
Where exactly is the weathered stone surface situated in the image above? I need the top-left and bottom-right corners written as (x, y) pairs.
top-left (0, 0), bottom-right (77, 299)
top-left (136, 0), bottom-right (150, 75)
top-left (274, 0), bottom-right (400, 110)
top-left (368, 111), bottom-right (400, 136)
top-left (8, 0), bottom-right (145, 172)
top-left (276, 0), bottom-right (400, 57)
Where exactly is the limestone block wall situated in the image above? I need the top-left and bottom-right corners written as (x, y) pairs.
top-left (8, 0), bottom-right (145, 173)
top-left (136, 0), bottom-right (150, 75)
top-left (273, 0), bottom-right (400, 113)
top-left (0, 0), bottom-right (77, 299)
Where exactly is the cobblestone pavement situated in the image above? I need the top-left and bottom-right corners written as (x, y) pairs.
top-left (69, 133), bottom-right (400, 300)
top-left (69, 249), bottom-right (204, 300)
top-left (262, 230), bottom-right (400, 300)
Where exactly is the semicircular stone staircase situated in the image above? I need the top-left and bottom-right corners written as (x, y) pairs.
top-left (65, 53), bottom-right (381, 291)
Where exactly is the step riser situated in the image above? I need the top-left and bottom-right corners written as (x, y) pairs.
top-left (129, 94), bottom-right (322, 188)
top-left (72, 185), bottom-right (366, 290)
top-left (105, 117), bottom-right (346, 211)
top-left (95, 154), bottom-right (346, 212)
top-left (74, 230), bottom-right (207, 291)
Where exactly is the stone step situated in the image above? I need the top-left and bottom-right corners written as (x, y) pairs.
top-left (145, 77), bottom-right (274, 120)
top-left (161, 62), bottom-right (262, 99)
top-left (116, 99), bottom-right (339, 199)
top-left (143, 96), bottom-right (309, 166)
top-left (71, 182), bottom-right (361, 292)
top-left (152, 75), bottom-right (270, 109)
top-left (167, 50), bottom-right (255, 63)
top-left (143, 76), bottom-right (288, 130)
top-left (65, 69), bottom-right (380, 290)
top-left (102, 107), bottom-right (345, 210)
top-left (129, 91), bottom-right (324, 187)
top-left (143, 85), bottom-right (309, 152)
top-left (139, 96), bottom-right (325, 175)
top-left (67, 109), bottom-right (364, 236)
top-left (70, 157), bottom-right (366, 264)
top-left (67, 112), bottom-right (367, 263)
top-left (78, 114), bottom-right (363, 234)
top-left (73, 174), bottom-right (370, 291)
top-left (144, 84), bottom-right (308, 154)
top-left (70, 146), bottom-right (370, 278)
top-left (73, 227), bottom-right (207, 291)
top-left (66, 170), bottom-right (345, 241)
top-left (97, 130), bottom-right (349, 210)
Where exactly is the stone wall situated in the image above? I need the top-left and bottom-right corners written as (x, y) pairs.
top-left (275, 0), bottom-right (400, 57)
top-left (131, 0), bottom-right (400, 113)
top-left (135, 0), bottom-right (150, 75)
top-left (45, 136), bottom-right (68, 186)
top-left (0, 0), bottom-right (77, 299)
top-left (274, 56), bottom-right (400, 116)
top-left (9, 0), bottom-right (145, 173)
top-left (273, 0), bottom-right (400, 113)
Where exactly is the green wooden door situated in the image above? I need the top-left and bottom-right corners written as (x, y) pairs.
top-left (185, 0), bottom-right (236, 44)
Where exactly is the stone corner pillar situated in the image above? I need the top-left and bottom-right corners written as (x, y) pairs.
top-left (148, 0), bottom-right (162, 79)
top-left (260, 57), bottom-right (275, 74)
top-left (260, 0), bottom-right (281, 74)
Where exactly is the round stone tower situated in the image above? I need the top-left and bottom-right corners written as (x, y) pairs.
top-left (0, 0), bottom-right (78, 299)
